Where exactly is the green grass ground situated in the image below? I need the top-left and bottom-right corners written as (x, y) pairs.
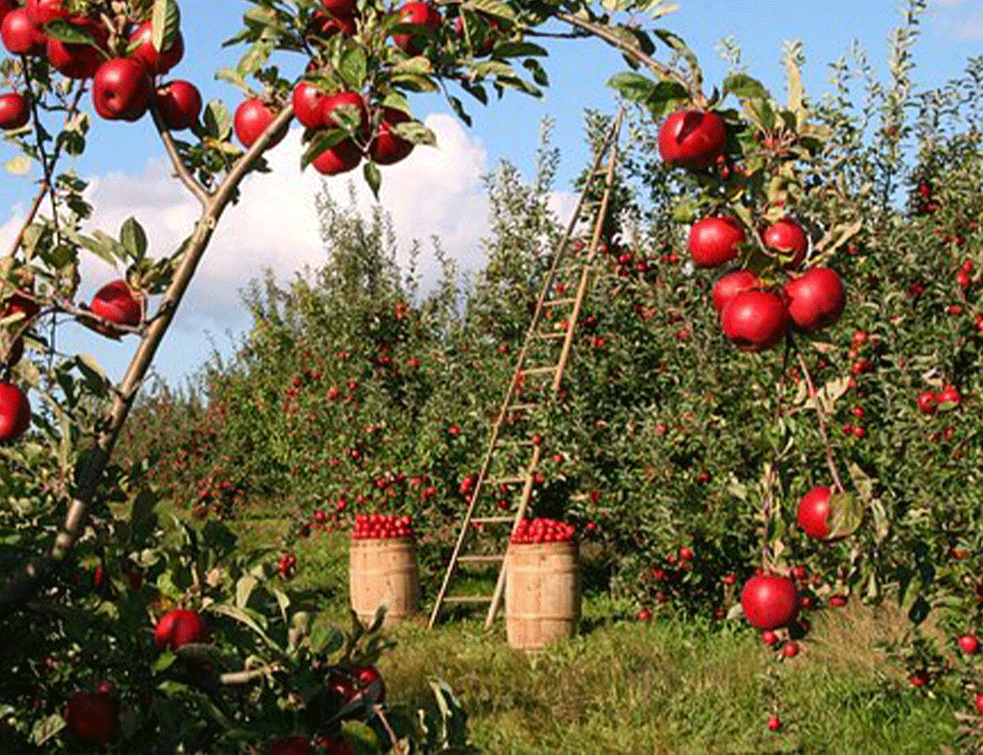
top-left (234, 517), bottom-right (959, 754)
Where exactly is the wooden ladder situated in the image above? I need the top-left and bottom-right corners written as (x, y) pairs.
top-left (428, 111), bottom-right (624, 630)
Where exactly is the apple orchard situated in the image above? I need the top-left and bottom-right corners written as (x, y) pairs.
top-left (1, 0), bottom-right (983, 752)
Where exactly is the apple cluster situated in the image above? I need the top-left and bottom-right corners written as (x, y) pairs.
top-left (235, 0), bottom-right (504, 176)
top-left (510, 518), bottom-right (576, 544)
top-left (351, 512), bottom-right (414, 539)
top-left (1, 1), bottom-right (202, 129)
top-left (658, 108), bottom-right (847, 352)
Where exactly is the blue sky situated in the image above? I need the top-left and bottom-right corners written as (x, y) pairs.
top-left (2, 0), bottom-right (981, 388)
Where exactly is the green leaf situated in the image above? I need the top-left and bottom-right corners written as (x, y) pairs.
top-left (235, 575), bottom-right (257, 608)
top-left (151, 0), bottom-right (181, 53)
top-left (120, 217), bottom-right (148, 261)
top-left (363, 162), bottom-right (381, 200)
top-left (208, 603), bottom-right (279, 650)
top-left (723, 73), bottom-right (768, 100)
top-left (42, 19), bottom-right (97, 44)
top-left (338, 47), bottom-right (368, 90)
top-left (828, 491), bottom-right (863, 539)
top-left (465, 0), bottom-right (516, 21)
top-left (607, 72), bottom-right (656, 103)
top-left (203, 100), bottom-right (233, 140)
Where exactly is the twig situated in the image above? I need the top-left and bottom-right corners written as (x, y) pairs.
top-left (795, 350), bottom-right (846, 493)
top-left (554, 12), bottom-right (704, 107)
top-left (219, 665), bottom-right (280, 685)
top-left (149, 103), bottom-right (211, 207)
top-left (373, 704), bottom-right (407, 755)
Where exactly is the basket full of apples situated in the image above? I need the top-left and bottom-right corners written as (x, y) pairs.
top-left (505, 518), bottom-right (581, 651)
top-left (349, 513), bottom-right (419, 628)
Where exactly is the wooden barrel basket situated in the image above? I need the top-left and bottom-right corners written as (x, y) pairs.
top-left (505, 541), bottom-right (581, 650)
top-left (349, 537), bottom-right (419, 629)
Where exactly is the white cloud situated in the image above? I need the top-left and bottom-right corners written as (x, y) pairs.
top-left (1, 114), bottom-right (511, 383)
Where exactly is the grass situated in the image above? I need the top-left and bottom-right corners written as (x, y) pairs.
top-left (232, 516), bottom-right (960, 754)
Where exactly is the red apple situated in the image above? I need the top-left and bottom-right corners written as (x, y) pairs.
top-left (153, 608), bottom-right (209, 651)
top-left (0, 382), bottom-right (30, 442)
top-left (46, 19), bottom-right (108, 79)
top-left (741, 575), bottom-right (799, 630)
top-left (292, 81), bottom-right (327, 129)
top-left (154, 79), bottom-right (201, 130)
top-left (938, 385), bottom-right (962, 408)
top-left (64, 690), bottom-right (118, 746)
top-left (89, 279), bottom-right (142, 335)
top-left (368, 107), bottom-right (414, 165)
top-left (796, 486), bottom-right (833, 539)
top-left (26, 0), bottom-right (68, 26)
top-left (234, 98), bottom-right (286, 149)
top-left (712, 270), bottom-right (759, 314)
top-left (312, 138), bottom-right (362, 175)
top-left (2, 8), bottom-right (46, 56)
top-left (322, 0), bottom-right (357, 15)
top-left (92, 58), bottom-right (152, 121)
top-left (3, 290), bottom-right (40, 321)
top-left (0, 92), bottom-right (30, 130)
top-left (265, 736), bottom-right (315, 755)
top-left (322, 91), bottom-right (369, 134)
top-left (720, 290), bottom-right (789, 352)
top-left (128, 20), bottom-right (184, 75)
top-left (392, 2), bottom-right (442, 55)
top-left (916, 390), bottom-right (938, 414)
top-left (958, 635), bottom-right (979, 655)
top-left (658, 109), bottom-right (726, 169)
top-left (688, 216), bottom-right (746, 268)
top-left (763, 217), bottom-right (809, 267)
top-left (309, 9), bottom-right (357, 37)
top-left (976, 693), bottom-right (983, 716)
top-left (784, 267), bottom-right (845, 332)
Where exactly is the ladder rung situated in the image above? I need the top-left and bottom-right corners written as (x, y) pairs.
top-left (472, 516), bottom-right (515, 524)
top-left (542, 298), bottom-right (577, 308)
top-left (537, 331), bottom-right (567, 339)
top-left (522, 365), bottom-right (559, 376)
top-left (508, 403), bottom-right (539, 412)
top-left (444, 595), bottom-right (494, 603)
top-left (487, 476), bottom-right (526, 486)
top-left (457, 555), bottom-right (505, 564)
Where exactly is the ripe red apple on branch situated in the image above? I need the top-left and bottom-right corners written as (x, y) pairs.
top-left (712, 270), bottom-right (759, 313)
top-left (92, 58), bottom-right (153, 122)
top-left (0, 91), bottom-right (30, 130)
top-left (1, 7), bottom-right (46, 57)
top-left (688, 216), bottom-right (746, 268)
top-left (784, 267), bottom-right (846, 332)
top-left (153, 608), bottom-right (209, 651)
top-left (368, 106), bottom-right (415, 165)
top-left (129, 19), bottom-right (184, 75)
top-left (45, 19), bottom-right (108, 80)
top-left (762, 217), bottom-right (809, 268)
top-left (235, 97), bottom-right (288, 149)
top-left (154, 80), bottom-right (202, 131)
top-left (0, 382), bottom-right (31, 442)
top-left (63, 689), bottom-right (119, 746)
top-left (658, 109), bottom-right (726, 169)
top-left (741, 575), bottom-right (799, 630)
top-left (392, 1), bottom-right (443, 56)
top-left (87, 279), bottom-right (143, 336)
top-left (720, 290), bottom-right (789, 351)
